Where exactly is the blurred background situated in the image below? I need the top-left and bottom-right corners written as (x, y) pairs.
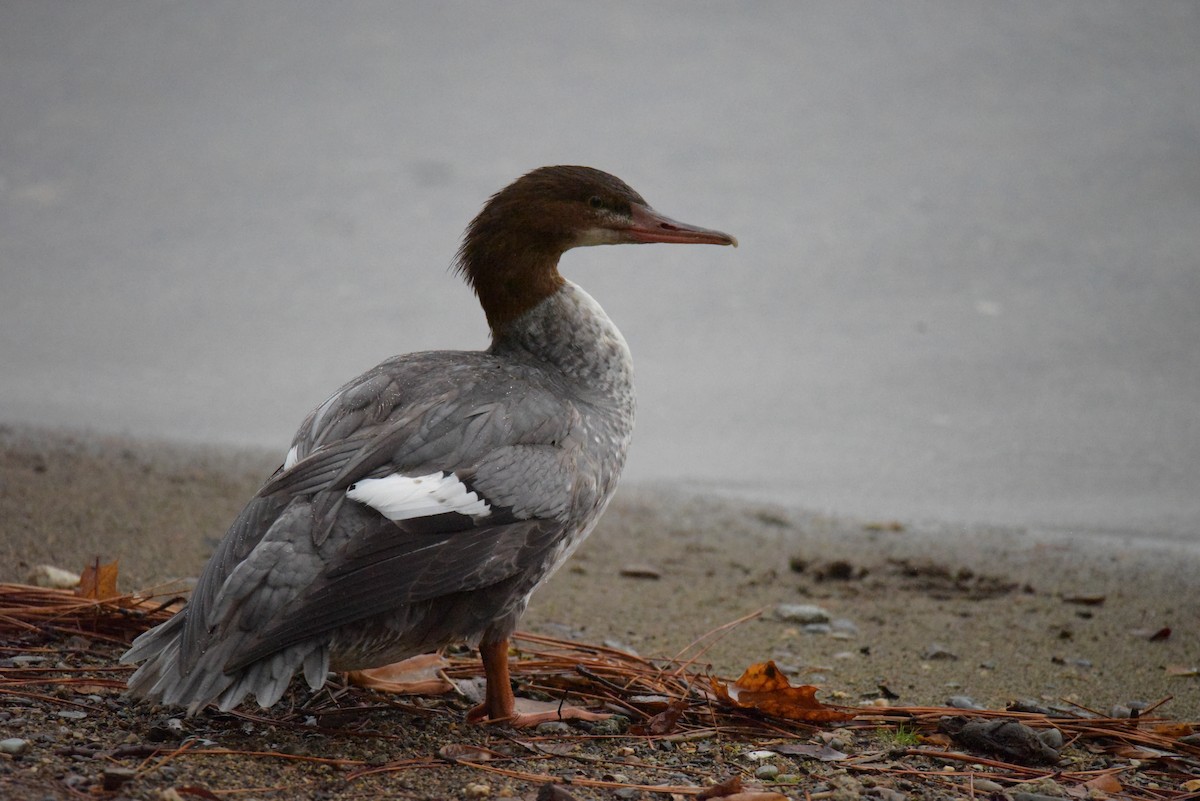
top-left (2, 2), bottom-right (1197, 539)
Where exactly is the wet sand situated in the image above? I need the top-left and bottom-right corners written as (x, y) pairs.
top-left (2, 424), bottom-right (1196, 719)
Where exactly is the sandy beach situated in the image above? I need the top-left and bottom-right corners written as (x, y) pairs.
top-left (3, 424), bottom-right (1195, 720)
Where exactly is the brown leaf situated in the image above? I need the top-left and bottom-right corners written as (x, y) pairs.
top-left (635, 699), bottom-right (688, 735)
top-left (76, 559), bottom-right (120, 600)
top-left (1182, 779), bottom-right (1200, 792)
top-left (1165, 664), bottom-right (1199, 677)
top-left (1111, 744), bottom-right (1174, 760)
top-left (711, 661), bottom-right (853, 722)
top-left (175, 788), bottom-right (221, 801)
top-left (347, 653), bottom-right (454, 695)
top-left (1083, 773), bottom-right (1122, 793)
top-left (698, 775), bottom-right (742, 799)
top-left (1151, 722), bottom-right (1193, 738)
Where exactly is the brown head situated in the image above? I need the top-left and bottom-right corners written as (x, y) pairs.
top-left (455, 165), bottom-right (737, 332)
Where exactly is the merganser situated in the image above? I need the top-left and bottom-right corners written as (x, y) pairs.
top-left (122, 165), bottom-right (737, 726)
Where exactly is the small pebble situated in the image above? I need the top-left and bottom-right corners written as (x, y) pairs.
top-left (1038, 728), bottom-right (1064, 749)
top-left (754, 764), bottom-right (780, 780)
top-left (973, 778), bottom-right (1004, 793)
top-left (0, 738), bottom-right (30, 755)
top-left (922, 643), bottom-right (958, 661)
top-left (463, 782), bottom-right (491, 798)
top-left (11, 655), bottom-right (46, 666)
top-left (946, 695), bottom-right (984, 710)
top-left (535, 721), bottom-right (572, 735)
top-left (102, 767), bottom-right (137, 792)
top-left (774, 604), bottom-right (830, 624)
top-left (27, 564), bottom-right (81, 589)
top-left (56, 710), bottom-right (87, 720)
top-left (1009, 699), bottom-right (1053, 715)
top-left (830, 618), bottom-right (859, 637)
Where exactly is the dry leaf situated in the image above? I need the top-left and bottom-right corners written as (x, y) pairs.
top-left (1165, 664), bottom-right (1199, 677)
top-left (1083, 773), bottom-right (1122, 793)
top-left (636, 699), bottom-right (688, 735)
top-left (1111, 744), bottom-right (1173, 760)
top-left (1151, 722), bottom-right (1193, 738)
top-left (698, 775), bottom-right (742, 799)
top-left (1182, 779), bottom-right (1200, 792)
top-left (346, 653), bottom-right (454, 695)
top-left (76, 559), bottom-right (120, 600)
top-left (711, 661), bottom-right (853, 722)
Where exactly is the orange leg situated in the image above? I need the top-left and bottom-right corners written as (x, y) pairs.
top-left (466, 637), bottom-right (608, 727)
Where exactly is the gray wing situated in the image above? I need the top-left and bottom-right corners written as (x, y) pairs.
top-left (179, 350), bottom-right (584, 673)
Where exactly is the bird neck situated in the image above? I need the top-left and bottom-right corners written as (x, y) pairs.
top-left (489, 281), bottom-right (635, 407)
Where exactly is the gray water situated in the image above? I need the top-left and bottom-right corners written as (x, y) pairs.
top-left (3, 2), bottom-right (1198, 540)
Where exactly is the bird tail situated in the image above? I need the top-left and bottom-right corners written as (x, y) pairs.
top-left (121, 613), bottom-right (331, 714)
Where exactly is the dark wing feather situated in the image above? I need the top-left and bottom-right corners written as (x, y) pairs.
top-left (224, 512), bottom-right (562, 672)
top-left (178, 351), bottom-right (582, 676)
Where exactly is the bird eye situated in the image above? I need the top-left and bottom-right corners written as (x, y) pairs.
top-left (588, 196), bottom-right (604, 209)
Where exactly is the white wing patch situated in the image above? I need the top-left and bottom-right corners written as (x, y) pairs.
top-left (283, 445), bottom-right (300, 471)
top-left (346, 472), bottom-right (492, 522)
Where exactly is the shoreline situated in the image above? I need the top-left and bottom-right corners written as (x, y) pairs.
top-left (3, 423), bottom-right (1196, 719)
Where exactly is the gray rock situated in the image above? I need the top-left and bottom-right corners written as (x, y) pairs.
top-left (0, 738), bottom-right (30, 755)
top-left (774, 604), bottom-right (831, 624)
top-left (754, 764), bottom-right (780, 779)
top-left (830, 618), bottom-right (859, 637)
top-left (1038, 728), bottom-right (1064, 749)
top-left (922, 643), bottom-right (958, 660)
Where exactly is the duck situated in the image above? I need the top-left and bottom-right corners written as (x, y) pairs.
top-left (121, 165), bottom-right (737, 726)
